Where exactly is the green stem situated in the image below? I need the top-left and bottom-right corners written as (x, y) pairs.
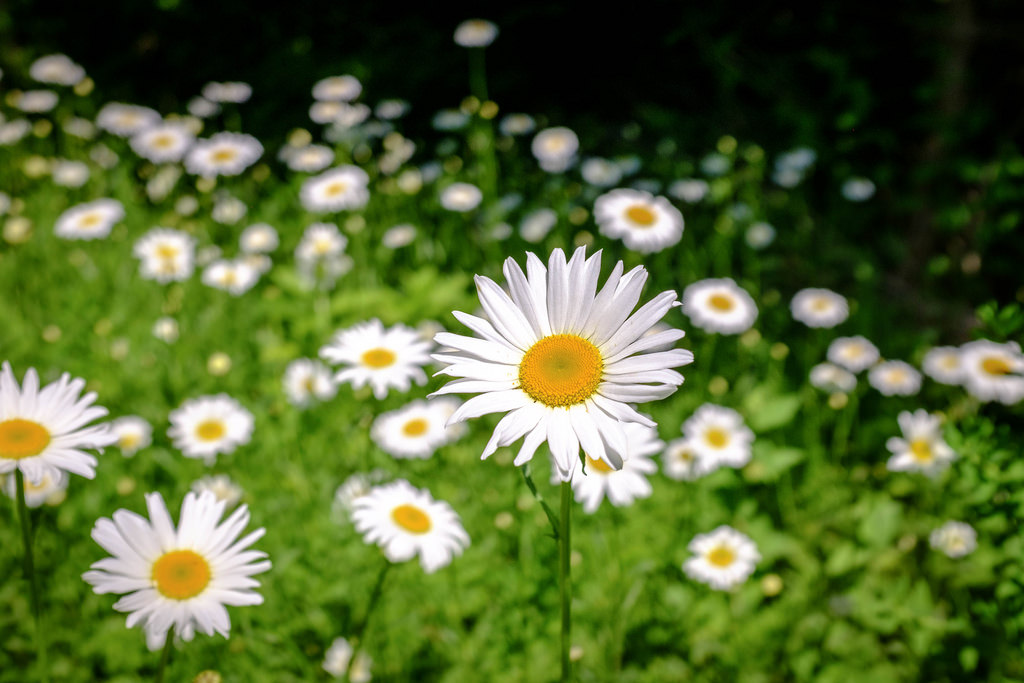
top-left (16, 470), bottom-right (48, 683)
top-left (521, 464), bottom-right (560, 540)
top-left (154, 631), bottom-right (172, 683)
top-left (346, 559), bottom-right (391, 680)
top-left (559, 481), bottom-right (572, 683)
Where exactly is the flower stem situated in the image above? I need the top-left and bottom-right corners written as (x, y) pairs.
top-left (16, 469), bottom-right (48, 683)
top-left (347, 558), bottom-right (391, 680)
top-left (521, 464), bottom-right (560, 540)
top-left (559, 481), bottom-right (572, 683)
top-left (154, 631), bottom-right (172, 683)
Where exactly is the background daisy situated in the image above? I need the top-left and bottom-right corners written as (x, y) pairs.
top-left (320, 319), bottom-right (432, 399)
top-left (593, 188), bottom-right (684, 254)
top-left (682, 278), bottom-right (758, 334)
top-left (683, 525), bottom-right (760, 591)
top-left (167, 394), bottom-right (254, 464)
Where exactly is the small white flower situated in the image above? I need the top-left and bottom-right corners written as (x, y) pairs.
top-left (134, 228), bottom-right (196, 283)
top-left (187, 96), bottom-right (219, 118)
top-left (958, 340), bottom-right (1024, 405)
top-left (185, 132), bottom-right (263, 178)
top-left (594, 188), bottom-right (684, 254)
top-left (662, 438), bottom-right (717, 481)
top-left (211, 195), bottom-right (248, 225)
top-left (886, 409), bottom-right (956, 476)
top-left (684, 525), bottom-right (760, 590)
top-left (868, 360), bottom-right (922, 397)
top-left (682, 278), bottom-right (758, 335)
top-left (167, 394), bottom-right (254, 465)
top-left (744, 222), bottom-right (776, 249)
top-left (240, 223), bottom-right (279, 254)
top-left (334, 470), bottom-right (389, 516)
top-left (375, 99), bottom-right (409, 120)
top-left (370, 399), bottom-right (462, 460)
top-left (201, 81), bottom-right (252, 104)
top-left (320, 319), bottom-right (432, 399)
top-left (440, 183), bottom-right (483, 213)
top-left (827, 336), bottom-right (880, 373)
top-left (580, 158), bottom-right (623, 188)
top-left (929, 521), bottom-right (977, 558)
top-left (96, 103), bottom-right (161, 137)
top-left (382, 224), bottom-right (417, 249)
top-left (790, 288), bottom-right (849, 328)
top-left (54, 199), bottom-right (123, 240)
top-left (51, 160), bottom-right (90, 188)
top-left (667, 178), bottom-right (710, 204)
top-left (2, 467), bottom-right (67, 507)
top-left (202, 259), bottom-right (259, 296)
top-left (569, 421), bottom-right (661, 514)
top-left (921, 346), bottom-right (964, 386)
top-left (130, 123), bottom-right (195, 163)
top-left (29, 54), bottom-right (86, 86)
top-left (282, 144), bottom-right (334, 173)
top-left (300, 166), bottom-right (370, 213)
top-left (841, 177), bottom-right (876, 202)
top-left (531, 127), bottom-right (578, 173)
top-left (519, 209), bottom-right (557, 243)
top-left (152, 317), bottom-right (179, 343)
top-left (453, 19), bottom-right (499, 47)
top-left (283, 358), bottom-right (337, 408)
top-left (809, 363), bottom-right (857, 394)
top-left (16, 90), bottom-right (59, 113)
top-left (682, 404), bottom-right (754, 469)
top-left (191, 474), bottom-right (244, 508)
top-left (499, 113), bottom-right (535, 136)
top-left (312, 75), bottom-right (362, 102)
top-left (323, 636), bottom-right (372, 681)
top-left (111, 416), bottom-right (153, 457)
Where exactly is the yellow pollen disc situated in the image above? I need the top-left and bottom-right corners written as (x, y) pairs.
top-left (677, 449), bottom-right (694, 462)
top-left (302, 377), bottom-right (316, 394)
top-left (392, 503), bottom-right (431, 534)
top-left (195, 420), bottom-right (226, 442)
top-left (811, 297), bottom-right (831, 312)
top-left (708, 294), bottom-right (735, 312)
top-left (981, 357), bottom-right (1011, 376)
top-left (707, 545), bottom-right (736, 568)
top-left (211, 148), bottom-right (237, 163)
top-left (119, 434), bottom-right (140, 449)
top-left (585, 455), bottom-right (615, 474)
top-left (0, 419), bottom-right (51, 460)
top-left (152, 550), bottom-right (211, 600)
top-left (153, 135), bottom-right (173, 148)
top-left (625, 205), bottom-right (657, 227)
top-left (941, 356), bottom-right (959, 370)
top-left (79, 213), bottom-right (102, 228)
top-left (887, 369), bottom-right (907, 383)
top-left (361, 348), bottom-right (396, 369)
top-left (910, 439), bottom-right (933, 463)
top-left (402, 418), bottom-right (429, 437)
top-left (156, 244), bottom-right (179, 259)
top-left (518, 334), bottom-right (603, 408)
top-left (705, 428), bottom-right (729, 449)
top-left (324, 181), bottom-right (347, 197)
top-left (221, 271), bottom-right (237, 286)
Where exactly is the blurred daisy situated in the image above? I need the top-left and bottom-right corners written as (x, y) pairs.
top-left (54, 198), bottom-right (124, 240)
top-left (65, 116), bottom-right (97, 138)
top-left (827, 336), bottom-right (880, 373)
top-left (532, 127), bottom-right (579, 173)
top-left (371, 399), bottom-right (461, 460)
top-left (130, 123), bottom-right (195, 163)
top-left (929, 521), bottom-right (977, 558)
top-left (323, 636), bottom-right (372, 681)
top-left (283, 358), bottom-right (337, 408)
top-left (440, 183), bottom-right (483, 212)
top-left (334, 470), bottom-right (389, 516)
top-left (667, 178), bottom-right (710, 204)
top-left (921, 346), bottom-right (964, 386)
top-left (868, 360), bottom-right (922, 397)
top-left (300, 166), bottom-right (370, 213)
top-left (0, 119), bottom-right (32, 145)
top-left (191, 474), bottom-right (244, 508)
top-left (312, 75), bottom-right (362, 102)
top-left (324, 102), bottom-right (371, 130)
top-left (16, 90), bottom-right (59, 113)
top-left (187, 96), bottom-right (219, 119)
top-left (51, 160), bottom-right (90, 188)
top-left (96, 103), bottom-right (161, 137)
top-left (352, 479), bottom-right (470, 573)
top-left (0, 362), bottom-right (115, 484)
top-left (790, 288), bottom-right (849, 328)
top-left (382, 224), bottom-right (417, 249)
top-left (296, 223), bottom-right (353, 289)
top-left (886, 409), bottom-right (955, 476)
top-left (682, 278), bottom-right (757, 335)
top-left (454, 18), bottom-right (499, 47)
top-left (809, 363), bottom-right (857, 394)
top-left (376, 99), bottom-right (409, 120)
top-left (593, 188), bottom-right (684, 254)
top-left (133, 228), bottom-right (196, 283)
top-left (90, 143), bottom-right (119, 168)
top-left (3, 467), bottom-right (67, 507)
top-left (684, 526), bottom-right (760, 590)
top-left (662, 438), bottom-right (716, 481)
top-left (569, 421), bottom-right (661, 514)
top-left (168, 394), bottom-right (254, 465)
top-left (82, 490), bottom-right (270, 650)
top-left (841, 177), bottom-right (876, 202)
top-left (201, 81), bottom-right (252, 103)
top-left (700, 153), bottom-right (731, 177)
top-left (111, 416), bottom-right (152, 457)
top-left (745, 222), bottom-right (776, 250)
top-left (430, 246), bottom-right (693, 480)
top-left (580, 158), bottom-right (623, 188)
top-left (202, 259), bottom-right (259, 296)
top-left (320, 319), bottom-right (432, 399)
top-left (682, 404), bottom-right (753, 469)
top-left (185, 132), bottom-right (263, 178)
top-left (211, 195), bottom-right (247, 225)
top-left (240, 223), bottom-right (279, 254)
top-left (283, 144), bottom-right (334, 172)
top-left (30, 53), bottom-right (86, 86)
top-left (520, 209), bottom-right (557, 243)
top-left (152, 317), bottom-right (179, 343)
top-left (959, 340), bottom-right (1024, 405)
top-left (310, 101), bottom-right (347, 125)
top-left (499, 113), bottom-right (535, 136)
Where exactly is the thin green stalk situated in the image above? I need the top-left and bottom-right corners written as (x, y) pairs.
top-left (559, 481), bottom-right (572, 683)
top-left (154, 631), bottom-right (172, 683)
top-left (347, 559), bottom-right (391, 681)
top-left (521, 464), bottom-right (560, 539)
top-left (16, 470), bottom-right (48, 683)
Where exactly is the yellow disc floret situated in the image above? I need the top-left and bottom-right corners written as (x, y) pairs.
top-left (152, 550), bottom-right (211, 600)
top-left (909, 439), bottom-right (933, 463)
top-left (707, 545), bottom-right (736, 568)
top-left (708, 294), bottom-right (735, 312)
top-left (625, 205), bottom-right (657, 227)
top-left (195, 420), bottom-right (226, 442)
top-left (361, 348), bottom-right (396, 369)
top-left (519, 334), bottom-right (603, 408)
top-left (981, 356), bottom-right (1011, 376)
top-left (391, 503), bottom-right (432, 534)
top-left (402, 418), bottom-right (429, 437)
top-left (585, 455), bottom-right (615, 474)
top-left (0, 419), bottom-right (51, 460)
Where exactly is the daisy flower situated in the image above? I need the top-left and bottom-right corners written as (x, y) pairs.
top-left (96, 103), bottom-right (161, 137)
top-left (682, 278), bottom-right (758, 334)
top-left (82, 490), bottom-right (271, 650)
top-left (430, 246), bottom-right (693, 480)
top-left (300, 166), bottom-right (370, 213)
top-left (790, 288), bottom-right (849, 328)
top-left (167, 394), bottom-right (254, 465)
top-left (745, 222), bottom-right (776, 249)
top-left (187, 96), bottom-right (219, 118)
top-left (809, 363), bottom-right (857, 394)
top-left (841, 177), bottom-right (876, 202)
top-left (868, 360), bottom-right (922, 397)
top-left (51, 160), bottom-right (90, 188)
top-left (133, 228), bottom-right (197, 283)
top-left (130, 122), bottom-right (195, 163)
top-left (593, 188), bottom-right (684, 254)
top-left (370, 398), bottom-right (462, 460)
top-left (0, 362), bottom-right (115, 484)
top-left (190, 474), bottom-right (243, 508)
top-left (312, 75), bottom-right (362, 102)
top-left (668, 178), bottom-right (710, 204)
top-left (662, 438), bottom-right (717, 481)
top-left (201, 258), bottom-right (260, 296)
top-left (682, 404), bottom-right (754, 469)
top-left (282, 144), bottom-right (334, 173)
top-left (29, 53), bottom-right (86, 86)
top-left (323, 636), bottom-right (372, 681)
top-left (683, 526), bottom-right (760, 591)
top-left (886, 409), bottom-right (956, 476)
top-left (439, 182), bottom-right (483, 212)
top-left (185, 132), bottom-right (263, 178)
top-left (382, 224), bottom-right (417, 249)
top-left (282, 358), bottom-right (338, 408)
top-left (929, 521), bottom-right (977, 558)
top-left (499, 113), bottom-right (536, 136)
top-left (201, 81), bottom-right (252, 104)
top-left (351, 479), bottom-right (470, 573)
top-left (921, 346), bottom-right (964, 386)
top-left (54, 199), bottom-right (124, 240)
top-left (2, 467), bottom-right (67, 507)
top-left (111, 416), bottom-right (152, 457)
top-left (16, 90), bottom-right (59, 113)
top-left (958, 340), bottom-right (1024, 405)
top-left (320, 319), bottom-right (433, 399)
top-left (454, 19), bottom-right (499, 47)
top-left (531, 127), bottom-right (579, 173)
top-left (239, 223), bottom-right (279, 254)
top-left (581, 158), bottom-right (623, 188)
top-left (827, 336), bottom-right (880, 373)
top-left (569, 421), bottom-right (661, 514)
top-left (62, 116), bottom-right (95, 139)
top-left (520, 209), bottom-right (557, 243)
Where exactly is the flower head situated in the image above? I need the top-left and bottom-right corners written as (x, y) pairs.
top-left (790, 288), bottom-right (849, 328)
top-left (682, 404), bottom-right (753, 470)
top-left (684, 525), bottom-right (760, 590)
top-left (959, 340), bottom-right (1024, 405)
top-left (568, 421), bottom-right (661, 513)
top-left (454, 19), bottom-right (499, 47)
top-left (868, 360), bottom-right (922, 397)
top-left (185, 132), bottom-right (263, 178)
top-left (320, 319), bottom-right (433, 399)
top-left (54, 199), bottom-right (124, 240)
top-left (300, 166), bottom-right (370, 213)
top-left (886, 409), bottom-right (956, 476)
top-left (682, 278), bottom-right (757, 335)
top-left (167, 394), bottom-right (254, 465)
top-left (111, 416), bottom-right (152, 457)
top-left (371, 398), bottom-right (463, 459)
top-left (929, 521), bottom-right (977, 558)
top-left (827, 336), bottom-right (880, 373)
top-left (594, 188), bottom-right (684, 254)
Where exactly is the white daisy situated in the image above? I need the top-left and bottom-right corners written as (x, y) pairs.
top-left (211, 196), bottom-right (247, 225)
top-left (51, 160), bottom-right (90, 188)
top-left (0, 362), bottom-right (115, 484)
top-left (130, 123), bottom-right (195, 163)
top-left (430, 246), bottom-right (693, 480)
top-left (296, 222), bottom-right (347, 261)
top-left (959, 340), bottom-right (1024, 405)
top-left (2, 467), bottom-right (67, 507)
top-left (351, 479), bottom-right (470, 573)
top-left (453, 19), bottom-right (499, 47)
top-left (370, 399), bottom-right (462, 460)
top-left (809, 363), bottom-right (857, 394)
top-left (312, 75), bottom-right (363, 102)
top-left (382, 224), bottom-right (417, 249)
top-left (239, 223), bottom-right (279, 254)
top-left (580, 158), bottom-right (623, 188)
top-left (682, 278), bottom-right (757, 335)
top-left (375, 99), bottom-right (409, 120)
top-left (185, 132), bottom-right (263, 178)
top-left (531, 127), bottom-right (579, 173)
top-left (283, 358), bottom-right (338, 408)
top-left (323, 636), bottom-right (372, 681)
top-left (661, 438), bottom-right (717, 481)
top-left (569, 421), bottom-right (661, 514)
top-left (133, 228), bottom-right (196, 283)
top-left (54, 198), bottom-right (124, 240)
top-left (841, 177), bottom-right (876, 202)
top-left (16, 90), bottom-right (59, 113)
top-left (111, 416), bottom-right (152, 457)
top-left (283, 144), bottom-right (334, 172)
top-left (499, 113), bottom-right (536, 136)
top-left (682, 404), bottom-right (754, 469)
top-left (868, 360), bottom-right (922, 397)
top-left (921, 346), bottom-right (964, 386)
top-left (201, 259), bottom-right (259, 296)
top-left (29, 53), bottom-right (86, 86)
top-left (827, 336), bottom-right (880, 373)
top-left (745, 222), bottom-right (776, 249)
top-left (96, 103), bottom-right (161, 137)
top-left (886, 409), bottom-right (956, 476)
top-left (593, 188), bottom-right (684, 254)
top-left (519, 209), bottom-right (557, 243)
top-left (929, 521), bottom-right (977, 558)
top-left (0, 119), bottom-right (32, 145)
top-left (300, 166), bottom-right (370, 213)
top-left (187, 96), bottom-right (219, 118)
top-left (82, 490), bottom-right (270, 650)
top-left (683, 525), bottom-right (760, 591)
top-left (667, 178), bottom-right (710, 203)
top-left (201, 81), bottom-right (252, 104)
top-left (167, 394), bottom-right (254, 465)
top-left (152, 317), bottom-right (179, 343)
top-left (439, 183), bottom-right (483, 213)
top-left (190, 474), bottom-right (243, 508)
top-left (320, 319), bottom-right (433, 399)
top-left (790, 288), bottom-right (849, 328)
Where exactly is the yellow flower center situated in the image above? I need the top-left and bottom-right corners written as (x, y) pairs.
top-left (119, 433), bottom-right (140, 450)
top-left (361, 348), bottom-right (396, 369)
top-left (707, 544), bottom-right (736, 568)
top-left (302, 377), bottom-right (316, 394)
top-left (910, 439), bottom-right (933, 463)
top-left (152, 134), bottom-right (174, 149)
top-left (391, 503), bottom-right (431, 534)
top-left (212, 148), bottom-right (237, 163)
top-left (625, 205), bottom-right (657, 227)
top-left (324, 181), bottom-right (347, 197)
top-left (151, 550), bottom-right (211, 600)
top-left (402, 418), bottom-right (429, 437)
top-left (195, 420), bottom-right (226, 442)
top-left (811, 297), bottom-right (831, 312)
top-left (708, 294), bottom-right (735, 312)
top-left (79, 213), bottom-right (102, 228)
top-left (981, 357), bottom-right (1011, 376)
top-left (0, 419), bottom-right (51, 460)
top-left (585, 455), bottom-right (615, 474)
top-left (704, 428), bottom-right (729, 449)
top-left (156, 244), bottom-right (179, 259)
top-left (518, 334), bottom-right (604, 408)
